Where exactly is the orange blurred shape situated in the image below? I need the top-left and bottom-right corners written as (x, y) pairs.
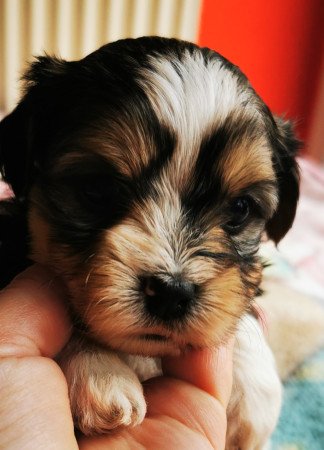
top-left (198, 0), bottom-right (324, 142)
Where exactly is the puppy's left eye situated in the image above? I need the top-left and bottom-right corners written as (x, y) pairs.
top-left (78, 176), bottom-right (128, 216)
top-left (82, 178), bottom-right (117, 206)
top-left (225, 196), bottom-right (251, 231)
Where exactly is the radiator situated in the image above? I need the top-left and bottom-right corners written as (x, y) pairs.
top-left (0, 0), bottom-right (202, 112)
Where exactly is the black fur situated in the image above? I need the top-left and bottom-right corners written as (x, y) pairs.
top-left (265, 115), bottom-right (300, 243)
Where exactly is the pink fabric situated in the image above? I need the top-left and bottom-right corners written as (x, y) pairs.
top-left (279, 158), bottom-right (324, 292)
top-left (0, 180), bottom-right (13, 199)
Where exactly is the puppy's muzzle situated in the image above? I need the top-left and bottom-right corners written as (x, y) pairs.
top-left (141, 276), bottom-right (197, 321)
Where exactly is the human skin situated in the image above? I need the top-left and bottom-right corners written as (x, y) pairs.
top-left (0, 265), bottom-right (233, 450)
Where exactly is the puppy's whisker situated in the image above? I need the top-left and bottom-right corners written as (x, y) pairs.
top-left (212, 306), bottom-right (244, 322)
top-left (243, 310), bottom-right (267, 343)
top-left (84, 253), bottom-right (96, 264)
top-left (84, 268), bottom-right (94, 287)
top-left (196, 301), bottom-right (243, 325)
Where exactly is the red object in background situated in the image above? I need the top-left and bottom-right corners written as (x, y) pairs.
top-left (198, 0), bottom-right (324, 143)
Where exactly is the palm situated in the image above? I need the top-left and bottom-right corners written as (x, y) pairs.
top-left (79, 376), bottom-right (226, 450)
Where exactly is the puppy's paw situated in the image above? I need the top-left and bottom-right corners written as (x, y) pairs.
top-left (72, 369), bottom-right (146, 435)
top-left (59, 339), bottom-right (146, 435)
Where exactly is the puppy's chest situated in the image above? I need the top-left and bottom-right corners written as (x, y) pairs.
top-left (119, 354), bottom-right (162, 381)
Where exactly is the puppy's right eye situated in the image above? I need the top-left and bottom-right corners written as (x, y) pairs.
top-left (81, 178), bottom-right (117, 207)
top-left (79, 176), bottom-right (131, 220)
top-left (59, 171), bottom-right (132, 230)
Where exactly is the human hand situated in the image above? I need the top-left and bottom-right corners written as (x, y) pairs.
top-left (0, 265), bottom-right (234, 450)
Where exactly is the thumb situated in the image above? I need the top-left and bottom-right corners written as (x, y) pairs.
top-left (162, 339), bottom-right (234, 408)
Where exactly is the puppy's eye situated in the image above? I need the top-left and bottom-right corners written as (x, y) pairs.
top-left (82, 179), bottom-right (114, 205)
top-left (226, 196), bottom-right (251, 232)
top-left (79, 177), bottom-right (124, 212)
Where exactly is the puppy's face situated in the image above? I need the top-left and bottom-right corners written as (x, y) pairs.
top-left (0, 37), bottom-right (299, 356)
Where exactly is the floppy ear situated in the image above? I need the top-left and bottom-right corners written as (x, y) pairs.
top-left (266, 117), bottom-right (300, 243)
top-left (0, 56), bottom-right (68, 199)
top-left (0, 100), bottom-right (34, 286)
top-left (0, 101), bottom-right (33, 199)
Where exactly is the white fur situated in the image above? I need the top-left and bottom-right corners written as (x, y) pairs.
top-left (139, 51), bottom-right (250, 145)
top-left (137, 51), bottom-right (262, 184)
top-left (227, 315), bottom-right (282, 450)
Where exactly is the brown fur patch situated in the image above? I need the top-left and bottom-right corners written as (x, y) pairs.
top-left (218, 138), bottom-right (275, 195)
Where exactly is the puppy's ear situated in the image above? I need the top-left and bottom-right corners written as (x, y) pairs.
top-left (266, 117), bottom-right (300, 243)
top-left (0, 56), bottom-right (68, 199)
top-left (0, 101), bottom-right (32, 198)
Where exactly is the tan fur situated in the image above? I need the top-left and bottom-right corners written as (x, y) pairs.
top-left (218, 139), bottom-right (275, 194)
top-left (57, 219), bottom-right (255, 355)
top-left (53, 118), bottom-right (156, 179)
top-left (29, 198), bottom-right (261, 357)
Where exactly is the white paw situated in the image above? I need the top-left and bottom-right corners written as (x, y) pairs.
top-left (59, 341), bottom-right (147, 436)
top-left (72, 371), bottom-right (146, 435)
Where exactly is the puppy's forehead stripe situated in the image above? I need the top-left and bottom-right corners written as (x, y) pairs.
top-left (137, 51), bottom-right (254, 152)
top-left (136, 50), bottom-right (271, 195)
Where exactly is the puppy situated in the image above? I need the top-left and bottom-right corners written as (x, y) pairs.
top-left (0, 37), bottom-right (299, 449)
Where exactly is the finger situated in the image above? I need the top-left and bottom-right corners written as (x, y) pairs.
top-left (162, 339), bottom-right (234, 408)
top-left (0, 356), bottom-right (78, 449)
top-left (0, 264), bottom-right (72, 358)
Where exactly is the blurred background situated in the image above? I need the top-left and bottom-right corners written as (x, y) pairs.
top-left (0, 0), bottom-right (323, 162)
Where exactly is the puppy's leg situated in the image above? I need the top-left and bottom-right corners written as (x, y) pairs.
top-left (226, 315), bottom-right (282, 450)
top-left (58, 335), bottom-right (146, 435)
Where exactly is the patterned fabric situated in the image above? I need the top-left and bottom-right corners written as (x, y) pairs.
top-left (263, 158), bottom-right (324, 449)
top-left (271, 349), bottom-right (324, 450)
top-left (261, 158), bottom-right (324, 304)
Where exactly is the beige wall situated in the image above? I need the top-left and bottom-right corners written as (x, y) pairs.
top-left (0, 0), bottom-right (202, 112)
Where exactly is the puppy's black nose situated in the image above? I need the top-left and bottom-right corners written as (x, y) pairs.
top-left (142, 276), bottom-right (196, 321)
